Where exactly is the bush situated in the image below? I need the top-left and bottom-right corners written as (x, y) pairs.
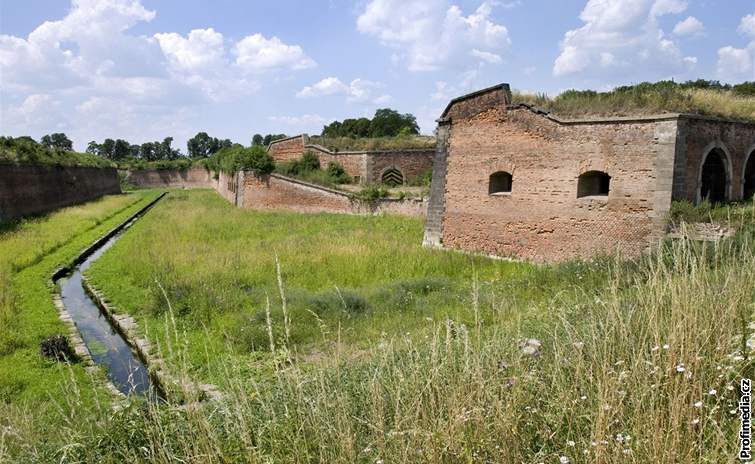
top-left (326, 161), bottom-right (351, 183)
top-left (355, 184), bottom-right (390, 203)
top-left (0, 136), bottom-right (114, 168)
top-left (300, 151), bottom-right (321, 171)
top-left (206, 145), bottom-right (274, 175)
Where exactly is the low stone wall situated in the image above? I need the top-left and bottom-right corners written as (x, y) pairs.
top-left (242, 172), bottom-right (427, 217)
top-left (0, 164), bottom-right (121, 222)
top-left (125, 167), bottom-right (214, 189)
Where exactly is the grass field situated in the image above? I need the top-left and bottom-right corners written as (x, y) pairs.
top-left (2, 189), bottom-right (754, 463)
top-left (0, 191), bottom-right (162, 452)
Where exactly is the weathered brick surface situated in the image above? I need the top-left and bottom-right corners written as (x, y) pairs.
top-left (267, 134), bottom-right (433, 184)
top-left (675, 117), bottom-right (755, 202)
top-left (438, 106), bottom-right (678, 262)
top-left (305, 146), bottom-right (366, 179)
top-left (216, 171), bottom-right (238, 205)
top-left (243, 173), bottom-right (355, 214)
top-left (366, 150), bottom-right (434, 184)
top-left (268, 135), bottom-right (307, 162)
top-left (126, 167), bottom-right (214, 188)
top-left (0, 165), bottom-right (121, 222)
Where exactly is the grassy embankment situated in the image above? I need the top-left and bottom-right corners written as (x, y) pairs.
top-left (0, 191), bottom-right (162, 444)
top-left (513, 80), bottom-right (755, 121)
top-left (0, 136), bottom-right (114, 168)
top-left (2, 189), bottom-right (753, 462)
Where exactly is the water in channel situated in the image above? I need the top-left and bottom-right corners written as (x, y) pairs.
top-left (56, 216), bottom-right (159, 399)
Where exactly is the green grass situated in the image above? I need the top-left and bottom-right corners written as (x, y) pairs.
top-left (513, 80), bottom-right (755, 121)
top-left (85, 189), bottom-right (542, 387)
top-left (2, 188), bottom-right (753, 462)
top-left (0, 190), bottom-right (162, 408)
top-left (308, 135), bottom-right (436, 152)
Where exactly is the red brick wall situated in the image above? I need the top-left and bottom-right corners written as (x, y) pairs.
top-left (367, 150), bottom-right (434, 184)
top-left (675, 118), bottom-right (755, 202)
top-left (0, 165), bottom-right (121, 222)
top-left (216, 171), bottom-right (238, 205)
top-left (126, 167), bottom-right (214, 188)
top-left (440, 106), bottom-right (677, 262)
top-left (305, 146), bottom-right (365, 179)
top-left (243, 173), bottom-right (355, 214)
top-left (268, 136), bottom-right (306, 162)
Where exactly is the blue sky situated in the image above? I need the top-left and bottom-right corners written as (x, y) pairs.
top-left (1, 0), bottom-right (754, 151)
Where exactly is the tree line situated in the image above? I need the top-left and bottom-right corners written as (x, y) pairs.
top-left (321, 108), bottom-right (419, 138)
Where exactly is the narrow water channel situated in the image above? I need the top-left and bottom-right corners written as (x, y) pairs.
top-left (55, 201), bottom-right (162, 399)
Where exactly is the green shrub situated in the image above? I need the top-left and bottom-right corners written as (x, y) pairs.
top-left (0, 136), bottom-right (114, 167)
top-left (355, 184), bottom-right (390, 203)
top-left (206, 145), bottom-right (274, 174)
top-left (326, 161), bottom-right (351, 183)
top-left (300, 151), bottom-right (321, 171)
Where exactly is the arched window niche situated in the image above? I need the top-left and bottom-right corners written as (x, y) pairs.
top-left (577, 171), bottom-right (610, 198)
top-left (489, 171), bottom-right (513, 195)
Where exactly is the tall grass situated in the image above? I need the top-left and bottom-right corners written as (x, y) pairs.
top-left (309, 135), bottom-right (436, 152)
top-left (3, 215), bottom-right (753, 463)
top-left (513, 84), bottom-right (755, 121)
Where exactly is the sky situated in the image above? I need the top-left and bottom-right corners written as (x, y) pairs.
top-left (1, 0), bottom-right (754, 152)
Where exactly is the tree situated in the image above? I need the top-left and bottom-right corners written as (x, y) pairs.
top-left (100, 139), bottom-right (115, 159)
top-left (187, 132), bottom-right (232, 158)
top-left (369, 108), bottom-right (418, 137)
top-left (113, 139), bottom-right (130, 161)
top-left (40, 133), bottom-right (73, 151)
top-left (86, 141), bottom-right (100, 155)
top-left (261, 134), bottom-right (287, 146)
top-left (252, 134), bottom-right (264, 146)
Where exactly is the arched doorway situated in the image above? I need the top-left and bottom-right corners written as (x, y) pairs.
top-left (744, 150), bottom-right (755, 201)
top-left (381, 167), bottom-right (404, 186)
top-left (699, 148), bottom-right (730, 204)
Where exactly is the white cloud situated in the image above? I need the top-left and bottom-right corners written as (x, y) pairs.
top-left (673, 16), bottom-right (704, 37)
top-left (0, 0), bottom-right (315, 147)
top-left (234, 34), bottom-right (315, 72)
top-left (296, 77), bottom-right (391, 104)
top-left (356, 0), bottom-right (510, 71)
top-left (553, 0), bottom-right (696, 78)
top-left (716, 13), bottom-right (755, 81)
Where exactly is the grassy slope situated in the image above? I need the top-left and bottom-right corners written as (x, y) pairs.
top-left (86, 189), bottom-right (551, 385)
top-left (3, 190), bottom-right (753, 462)
top-left (0, 191), bottom-right (161, 406)
top-left (513, 87), bottom-right (755, 121)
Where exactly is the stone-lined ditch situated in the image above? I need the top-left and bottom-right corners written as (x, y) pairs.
top-left (52, 192), bottom-right (167, 399)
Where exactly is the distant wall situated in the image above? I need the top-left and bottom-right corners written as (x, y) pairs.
top-left (268, 136), bottom-right (307, 162)
top-left (242, 172), bottom-right (427, 217)
top-left (125, 167), bottom-right (214, 189)
top-left (0, 164), bottom-right (121, 222)
top-left (366, 150), bottom-right (434, 184)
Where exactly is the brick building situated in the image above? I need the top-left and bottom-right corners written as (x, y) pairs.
top-left (424, 83), bottom-right (755, 262)
top-left (267, 135), bottom-right (434, 185)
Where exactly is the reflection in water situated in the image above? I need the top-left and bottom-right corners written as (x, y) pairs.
top-left (57, 219), bottom-right (157, 399)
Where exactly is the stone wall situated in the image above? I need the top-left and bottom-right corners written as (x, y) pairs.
top-left (674, 117), bottom-right (755, 202)
top-left (268, 135), bottom-right (307, 162)
top-left (0, 164), bottom-right (121, 222)
top-left (366, 150), bottom-right (434, 184)
top-left (433, 105), bottom-right (678, 262)
top-left (125, 167), bottom-right (214, 189)
top-left (267, 134), bottom-right (433, 185)
top-left (241, 172), bottom-right (427, 216)
top-left (243, 173), bottom-right (355, 214)
top-left (305, 146), bottom-right (366, 180)
top-left (216, 170), bottom-right (239, 205)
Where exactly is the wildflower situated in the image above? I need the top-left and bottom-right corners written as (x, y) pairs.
top-left (580, 395), bottom-right (587, 401)
top-left (560, 456), bottom-right (570, 464)
top-left (691, 418), bottom-right (700, 425)
top-left (615, 433), bottom-right (624, 443)
top-left (651, 345), bottom-right (660, 351)
top-left (676, 364), bottom-right (686, 373)
top-left (708, 389), bottom-right (717, 396)
top-left (694, 401), bottom-right (702, 408)
top-left (566, 440), bottom-right (575, 447)
top-left (730, 409), bottom-right (738, 415)
top-left (663, 344), bottom-right (670, 350)
top-left (573, 341), bottom-right (584, 349)
top-left (727, 385), bottom-right (735, 391)
top-left (623, 449), bottom-right (632, 455)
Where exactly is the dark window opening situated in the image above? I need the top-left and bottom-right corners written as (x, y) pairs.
top-left (700, 148), bottom-right (728, 203)
top-left (577, 171), bottom-right (610, 198)
top-left (381, 168), bottom-right (404, 186)
top-left (489, 171), bottom-right (513, 194)
top-left (744, 152), bottom-right (755, 201)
